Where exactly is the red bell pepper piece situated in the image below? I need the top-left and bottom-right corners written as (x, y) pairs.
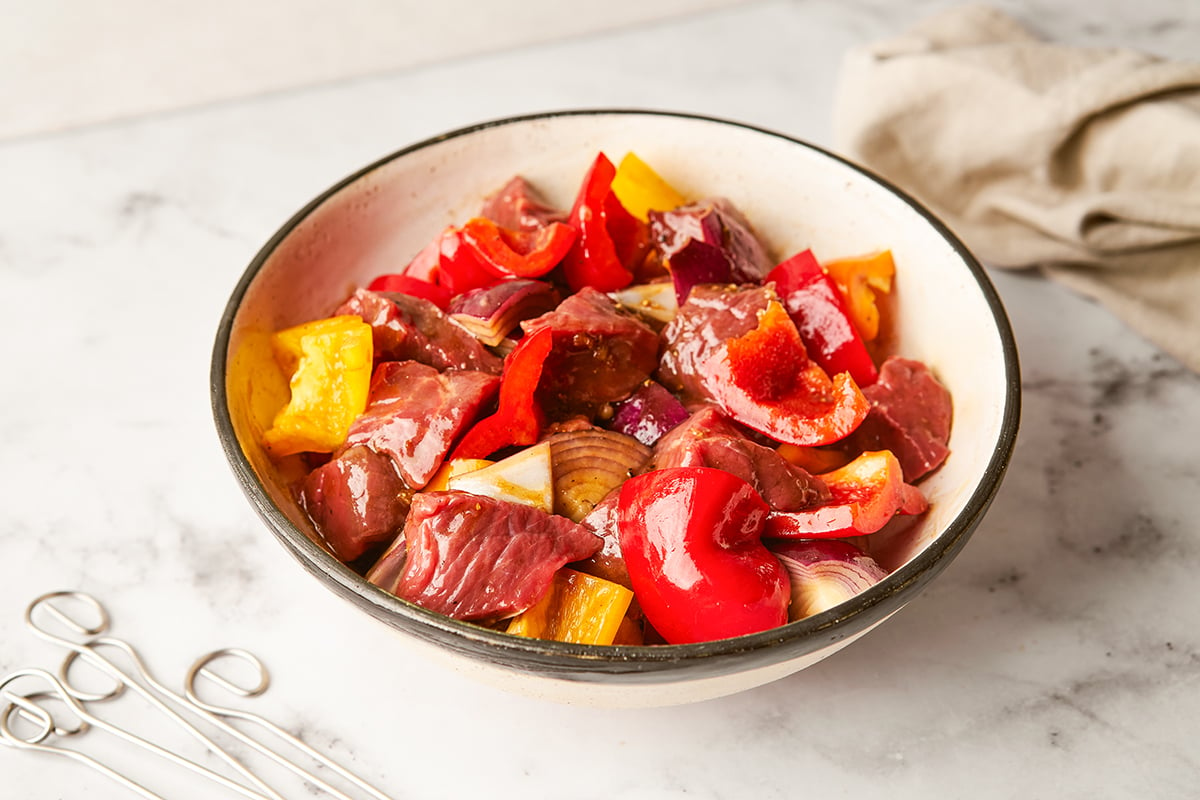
top-left (602, 191), bottom-right (650, 274)
top-left (617, 467), bottom-right (790, 644)
top-left (393, 228), bottom-right (494, 298)
top-left (702, 300), bottom-right (869, 446)
top-left (560, 153), bottom-right (644, 293)
top-left (399, 236), bottom-right (443, 284)
top-left (450, 327), bottom-right (554, 459)
top-left (767, 249), bottom-right (878, 386)
top-left (435, 226), bottom-right (501, 298)
top-left (458, 217), bottom-right (577, 279)
top-left (765, 450), bottom-right (927, 539)
top-left (365, 273), bottom-right (453, 310)
top-left (402, 217), bottom-right (577, 301)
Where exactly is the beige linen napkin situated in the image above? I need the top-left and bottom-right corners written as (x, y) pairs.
top-left (833, 4), bottom-right (1200, 371)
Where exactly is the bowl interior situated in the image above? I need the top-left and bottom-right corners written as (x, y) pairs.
top-left (215, 110), bottom-right (1018, 696)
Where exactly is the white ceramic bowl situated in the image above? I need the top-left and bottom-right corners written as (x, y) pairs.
top-left (212, 110), bottom-right (1020, 707)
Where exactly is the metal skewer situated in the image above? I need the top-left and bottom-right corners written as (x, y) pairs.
top-left (2, 590), bottom-right (396, 800)
top-left (24, 591), bottom-right (284, 800)
top-left (185, 648), bottom-right (394, 800)
top-left (0, 668), bottom-right (273, 800)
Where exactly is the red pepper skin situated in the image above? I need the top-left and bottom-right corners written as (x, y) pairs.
top-left (450, 327), bottom-right (554, 459)
top-left (436, 227), bottom-right (501, 297)
top-left (365, 273), bottom-right (453, 309)
top-left (767, 249), bottom-right (878, 387)
top-left (702, 300), bottom-right (869, 446)
top-left (765, 450), bottom-right (927, 539)
top-left (602, 191), bottom-right (650, 273)
top-left (459, 217), bottom-right (577, 279)
top-left (706, 358), bottom-right (868, 447)
top-left (560, 153), bottom-right (640, 293)
top-left (400, 236), bottom-right (443, 284)
top-left (617, 467), bottom-right (790, 644)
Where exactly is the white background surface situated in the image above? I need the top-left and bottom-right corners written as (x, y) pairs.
top-left (2, 1), bottom-right (1199, 798)
top-left (0, 0), bottom-right (752, 140)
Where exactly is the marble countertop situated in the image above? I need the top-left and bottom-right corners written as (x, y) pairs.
top-left (3, 1), bottom-right (1199, 797)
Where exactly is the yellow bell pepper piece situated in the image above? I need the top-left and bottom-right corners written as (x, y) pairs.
top-left (262, 315), bottom-right (373, 456)
top-left (823, 250), bottom-right (895, 342)
top-left (507, 569), bottom-right (634, 645)
top-left (610, 152), bottom-right (687, 221)
top-left (227, 329), bottom-right (292, 448)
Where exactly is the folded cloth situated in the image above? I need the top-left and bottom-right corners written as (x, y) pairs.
top-left (833, 4), bottom-right (1200, 371)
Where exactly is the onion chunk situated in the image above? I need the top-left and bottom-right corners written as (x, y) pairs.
top-left (770, 539), bottom-right (888, 620)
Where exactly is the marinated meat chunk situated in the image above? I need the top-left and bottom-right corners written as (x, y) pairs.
top-left (521, 287), bottom-right (660, 418)
top-left (575, 491), bottom-right (629, 588)
top-left (658, 435), bottom-right (829, 512)
top-left (649, 406), bottom-right (830, 512)
top-left (335, 288), bottom-right (502, 375)
top-left (479, 176), bottom-right (567, 232)
top-left (301, 446), bottom-right (411, 563)
top-left (342, 361), bottom-right (500, 489)
top-left (657, 284), bottom-right (772, 401)
top-left (644, 404), bottom-right (743, 454)
top-left (379, 491), bottom-right (602, 622)
top-left (849, 356), bottom-right (953, 480)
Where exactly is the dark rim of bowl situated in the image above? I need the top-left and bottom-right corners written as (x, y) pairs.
top-left (211, 108), bottom-right (1021, 684)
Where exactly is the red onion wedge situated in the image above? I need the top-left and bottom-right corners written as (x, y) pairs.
top-left (450, 279), bottom-right (561, 347)
top-left (770, 539), bottom-right (888, 621)
top-left (544, 427), bottom-right (651, 522)
top-left (649, 198), bottom-right (774, 304)
top-left (610, 380), bottom-right (690, 446)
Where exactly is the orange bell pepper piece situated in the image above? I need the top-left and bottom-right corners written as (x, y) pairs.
top-left (764, 450), bottom-right (927, 539)
top-left (776, 443), bottom-right (851, 475)
top-left (824, 249), bottom-right (895, 342)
